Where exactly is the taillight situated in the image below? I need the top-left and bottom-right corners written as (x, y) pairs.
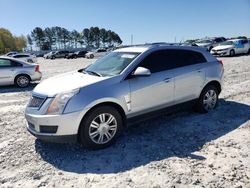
top-left (218, 60), bottom-right (223, 66)
top-left (35, 65), bottom-right (40, 72)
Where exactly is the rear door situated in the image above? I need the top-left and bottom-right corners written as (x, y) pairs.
top-left (170, 50), bottom-right (206, 103)
top-left (0, 59), bottom-right (22, 86)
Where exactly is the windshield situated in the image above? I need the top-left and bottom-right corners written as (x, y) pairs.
top-left (219, 41), bottom-right (234, 46)
top-left (84, 52), bottom-right (140, 77)
top-left (196, 39), bottom-right (212, 43)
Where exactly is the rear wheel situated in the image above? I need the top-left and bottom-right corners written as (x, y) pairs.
top-left (79, 106), bottom-right (123, 149)
top-left (15, 75), bottom-right (30, 88)
top-left (230, 49), bottom-right (235, 57)
top-left (90, 54), bottom-right (94, 59)
top-left (195, 85), bottom-right (219, 113)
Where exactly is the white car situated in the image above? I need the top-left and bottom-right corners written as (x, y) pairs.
top-left (12, 54), bottom-right (37, 63)
top-left (211, 39), bottom-right (250, 56)
top-left (85, 49), bottom-right (108, 59)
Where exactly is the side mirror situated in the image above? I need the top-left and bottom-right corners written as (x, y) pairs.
top-left (132, 67), bottom-right (151, 77)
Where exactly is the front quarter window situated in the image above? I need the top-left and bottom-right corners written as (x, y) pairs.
top-left (84, 52), bottom-right (140, 77)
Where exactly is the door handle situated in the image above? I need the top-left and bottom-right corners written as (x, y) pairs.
top-left (196, 69), bottom-right (202, 73)
top-left (163, 78), bottom-right (171, 83)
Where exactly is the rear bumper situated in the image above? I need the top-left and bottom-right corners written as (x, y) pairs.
top-left (31, 72), bottom-right (42, 81)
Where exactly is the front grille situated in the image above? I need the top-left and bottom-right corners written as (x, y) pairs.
top-left (28, 95), bottom-right (46, 108)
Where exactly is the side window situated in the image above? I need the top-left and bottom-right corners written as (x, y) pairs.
top-left (0, 59), bottom-right (12, 67)
top-left (11, 61), bottom-right (22, 67)
top-left (139, 50), bottom-right (207, 73)
top-left (242, 40), bottom-right (248, 44)
top-left (139, 51), bottom-right (169, 73)
top-left (215, 38), bottom-right (221, 43)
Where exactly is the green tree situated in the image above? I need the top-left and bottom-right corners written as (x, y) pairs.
top-left (27, 34), bottom-right (33, 51)
top-left (0, 28), bottom-right (16, 53)
top-left (31, 27), bottom-right (45, 50)
top-left (14, 35), bottom-right (27, 52)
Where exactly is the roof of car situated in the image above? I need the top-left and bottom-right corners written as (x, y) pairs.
top-left (0, 56), bottom-right (31, 64)
top-left (114, 43), bottom-right (207, 53)
top-left (114, 46), bottom-right (151, 53)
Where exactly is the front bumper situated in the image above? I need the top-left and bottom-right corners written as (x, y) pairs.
top-left (27, 128), bottom-right (77, 143)
top-left (211, 49), bottom-right (229, 56)
top-left (25, 110), bottom-right (84, 143)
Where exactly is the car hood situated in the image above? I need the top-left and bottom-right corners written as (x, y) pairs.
top-left (196, 43), bottom-right (211, 47)
top-left (33, 71), bottom-right (106, 97)
top-left (212, 45), bottom-right (234, 50)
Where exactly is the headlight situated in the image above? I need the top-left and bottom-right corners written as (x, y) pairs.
top-left (47, 89), bottom-right (79, 115)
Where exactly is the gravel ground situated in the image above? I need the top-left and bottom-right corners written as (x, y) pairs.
top-left (0, 55), bottom-right (250, 188)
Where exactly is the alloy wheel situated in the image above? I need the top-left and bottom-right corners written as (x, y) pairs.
top-left (203, 89), bottom-right (217, 111)
top-left (88, 113), bottom-right (117, 144)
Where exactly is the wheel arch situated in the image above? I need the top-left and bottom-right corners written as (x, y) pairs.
top-left (201, 80), bottom-right (222, 95)
top-left (14, 73), bottom-right (31, 82)
top-left (77, 101), bottom-right (127, 141)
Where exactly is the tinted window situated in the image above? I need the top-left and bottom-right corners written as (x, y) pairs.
top-left (215, 38), bottom-right (222, 43)
top-left (0, 59), bottom-right (22, 67)
top-left (19, 55), bottom-right (29, 58)
top-left (139, 49), bottom-right (207, 73)
top-left (242, 40), bottom-right (248, 44)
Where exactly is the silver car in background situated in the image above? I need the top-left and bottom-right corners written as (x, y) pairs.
top-left (12, 54), bottom-right (37, 63)
top-left (195, 37), bottom-right (226, 51)
top-left (25, 44), bottom-right (223, 149)
top-left (0, 56), bottom-right (42, 87)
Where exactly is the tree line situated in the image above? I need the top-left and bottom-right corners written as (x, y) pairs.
top-left (28, 26), bottom-right (122, 51)
top-left (0, 28), bottom-right (27, 54)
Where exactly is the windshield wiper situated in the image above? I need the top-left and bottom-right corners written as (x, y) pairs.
top-left (85, 70), bottom-right (102, 77)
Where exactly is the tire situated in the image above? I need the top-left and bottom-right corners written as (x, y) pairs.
top-left (14, 75), bottom-right (30, 88)
top-left (229, 49), bottom-right (235, 57)
top-left (248, 48), bottom-right (250, 55)
top-left (27, 59), bottom-right (33, 63)
top-left (51, 56), bottom-right (55, 59)
top-left (208, 46), bottom-right (213, 52)
top-left (90, 54), bottom-right (94, 59)
top-left (195, 85), bottom-right (219, 113)
top-left (79, 106), bottom-right (123, 149)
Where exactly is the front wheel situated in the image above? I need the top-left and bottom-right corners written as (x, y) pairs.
top-left (79, 106), bottom-right (123, 149)
top-left (195, 85), bottom-right (219, 113)
top-left (230, 49), bottom-right (235, 57)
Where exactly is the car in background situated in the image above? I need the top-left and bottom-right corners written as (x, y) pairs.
top-left (66, 50), bottom-right (88, 59)
top-left (34, 51), bottom-right (48, 57)
top-left (6, 51), bottom-right (19, 57)
top-left (0, 56), bottom-right (42, 87)
top-left (43, 51), bottom-right (55, 59)
top-left (48, 50), bottom-right (69, 59)
top-left (195, 37), bottom-right (226, 51)
top-left (211, 39), bottom-right (250, 56)
top-left (12, 54), bottom-right (37, 63)
top-left (85, 49), bottom-right (107, 59)
top-left (25, 44), bottom-right (223, 149)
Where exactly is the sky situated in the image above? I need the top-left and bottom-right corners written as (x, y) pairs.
top-left (0, 0), bottom-right (250, 45)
